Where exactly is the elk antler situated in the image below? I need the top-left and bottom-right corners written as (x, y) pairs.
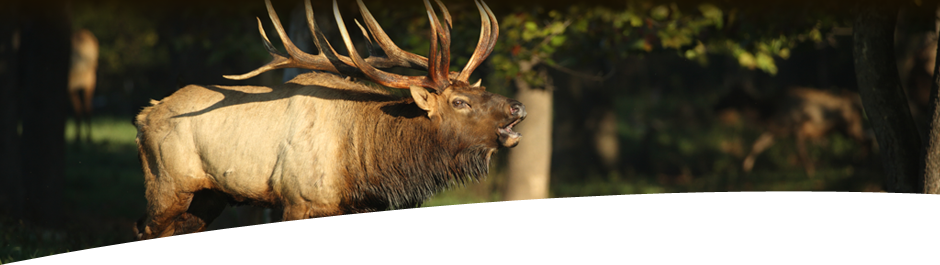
top-left (226, 0), bottom-right (499, 93)
top-left (457, 0), bottom-right (498, 83)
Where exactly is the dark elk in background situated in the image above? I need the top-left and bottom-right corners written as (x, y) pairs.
top-left (68, 29), bottom-right (98, 144)
top-left (714, 86), bottom-right (872, 177)
top-left (133, 0), bottom-right (524, 239)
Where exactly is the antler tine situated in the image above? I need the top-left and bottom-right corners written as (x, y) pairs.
top-left (434, 0), bottom-right (453, 29)
top-left (355, 0), bottom-right (429, 70)
top-left (225, 0), bottom-right (342, 80)
top-left (423, 0), bottom-right (449, 88)
top-left (429, 0), bottom-right (453, 85)
top-left (302, 0), bottom-right (358, 72)
top-left (456, 0), bottom-right (499, 83)
top-left (334, 0), bottom-right (435, 89)
top-left (353, 19), bottom-right (377, 56)
top-left (481, 0), bottom-right (499, 61)
top-left (224, 18), bottom-right (292, 80)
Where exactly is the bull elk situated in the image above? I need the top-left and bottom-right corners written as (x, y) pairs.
top-left (133, 0), bottom-right (525, 239)
top-left (714, 86), bottom-right (872, 177)
top-left (68, 29), bottom-right (98, 143)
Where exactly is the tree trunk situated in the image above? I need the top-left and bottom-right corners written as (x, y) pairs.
top-left (504, 60), bottom-right (553, 200)
top-left (18, 1), bottom-right (71, 223)
top-left (912, 3), bottom-right (940, 261)
top-left (922, 4), bottom-right (940, 194)
top-left (853, 1), bottom-right (923, 193)
top-left (0, 1), bottom-right (23, 216)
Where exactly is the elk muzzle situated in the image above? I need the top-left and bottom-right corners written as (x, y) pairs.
top-left (498, 101), bottom-right (526, 148)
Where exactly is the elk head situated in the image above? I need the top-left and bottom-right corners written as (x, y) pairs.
top-left (226, 0), bottom-right (525, 149)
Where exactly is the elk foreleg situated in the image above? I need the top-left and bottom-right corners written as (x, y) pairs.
top-left (350, 212), bottom-right (385, 265)
top-left (134, 190), bottom-right (227, 264)
top-left (170, 189), bottom-right (229, 236)
top-left (68, 90), bottom-right (84, 143)
top-left (743, 132), bottom-right (776, 173)
top-left (81, 86), bottom-right (94, 143)
top-left (281, 206), bottom-right (310, 265)
top-left (137, 188), bottom-right (195, 240)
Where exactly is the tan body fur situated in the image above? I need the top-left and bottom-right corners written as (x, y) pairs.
top-left (133, 0), bottom-right (522, 240)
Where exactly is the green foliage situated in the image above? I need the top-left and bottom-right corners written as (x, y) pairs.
top-left (72, 2), bottom-right (168, 73)
top-left (490, 0), bottom-right (845, 84)
top-left (490, 10), bottom-right (571, 86)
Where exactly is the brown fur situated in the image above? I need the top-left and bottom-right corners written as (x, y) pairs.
top-left (134, 71), bottom-right (524, 239)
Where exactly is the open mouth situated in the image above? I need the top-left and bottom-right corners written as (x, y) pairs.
top-left (497, 118), bottom-right (523, 147)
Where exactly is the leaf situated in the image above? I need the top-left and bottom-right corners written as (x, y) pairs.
top-left (698, 4), bottom-right (723, 29)
top-left (550, 35), bottom-right (567, 47)
top-left (755, 52), bottom-right (778, 75)
top-left (737, 51), bottom-right (756, 69)
top-left (650, 5), bottom-right (669, 20)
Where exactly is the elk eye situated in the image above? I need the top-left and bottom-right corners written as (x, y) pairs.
top-left (452, 99), bottom-right (469, 109)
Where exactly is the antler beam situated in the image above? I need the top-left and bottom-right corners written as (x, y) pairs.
top-left (226, 0), bottom-right (499, 92)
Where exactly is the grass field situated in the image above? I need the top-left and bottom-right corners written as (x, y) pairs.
top-left (0, 117), bottom-right (912, 264)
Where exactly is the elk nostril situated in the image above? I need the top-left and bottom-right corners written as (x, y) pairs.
top-left (509, 102), bottom-right (525, 117)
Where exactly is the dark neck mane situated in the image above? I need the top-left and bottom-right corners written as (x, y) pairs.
top-left (338, 100), bottom-right (492, 212)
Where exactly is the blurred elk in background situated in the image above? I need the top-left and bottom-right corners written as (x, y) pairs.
top-left (714, 86), bottom-right (872, 177)
top-left (68, 29), bottom-right (98, 144)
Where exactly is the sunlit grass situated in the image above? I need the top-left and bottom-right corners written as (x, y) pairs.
top-left (65, 116), bottom-right (137, 144)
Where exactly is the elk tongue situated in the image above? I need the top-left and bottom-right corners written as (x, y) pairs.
top-left (498, 123), bottom-right (522, 148)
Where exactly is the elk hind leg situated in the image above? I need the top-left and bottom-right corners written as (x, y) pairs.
top-left (68, 89), bottom-right (84, 144)
top-left (81, 86), bottom-right (94, 143)
top-left (743, 132), bottom-right (776, 173)
top-left (795, 134), bottom-right (815, 178)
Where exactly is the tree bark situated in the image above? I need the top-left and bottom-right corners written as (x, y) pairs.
top-left (504, 59), bottom-right (553, 200)
top-left (853, 1), bottom-right (923, 193)
top-left (925, 44), bottom-right (940, 193)
top-left (18, 1), bottom-right (71, 223)
top-left (920, 6), bottom-right (940, 260)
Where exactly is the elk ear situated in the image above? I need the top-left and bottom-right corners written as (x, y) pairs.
top-left (410, 86), bottom-right (439, 117)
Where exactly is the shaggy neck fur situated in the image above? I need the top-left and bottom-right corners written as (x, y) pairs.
top-left (336, 98), bottom-right (493, 213)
